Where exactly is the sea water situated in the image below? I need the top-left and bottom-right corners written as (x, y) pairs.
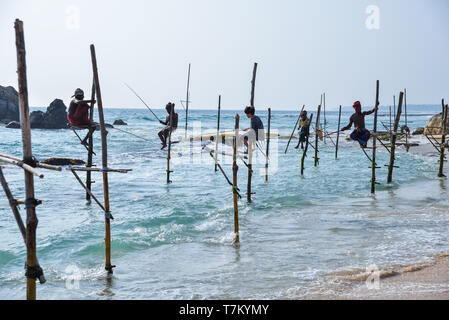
top-left (1, 105), bottom-right (448, 299)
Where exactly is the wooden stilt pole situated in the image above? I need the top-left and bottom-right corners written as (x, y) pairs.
top-left (323, 93), bottom-right (326, 144)
top-left (438, 99), bottom-right (447, 177)
top-left (314, 105), bottom-right (321, 167)
top-left (265, 108), bottom-right (271, 181)
top-left (371, 80), bottom-right (380, 194)
top-left (214, 95), bottom-right (221, 172)
top-left (335, 105), bottom-right (342, 159)
top-left (404, 88), bottom-right (409, 152)
top-left (184, 63), bottom-right (191, 138)
top-left (90, 44), bottom-right (114, 274)
top-left (247, 62), bottom-right (257, 203)
top-left (233, 114), bottom-right (240, 245)
top-left (86, 78), bottom-right (96, 201)
top-left (387, 92), bottom-right (404, 184)
top-left (301, 114), bottom-right (314, 175)
top-left (167, 104), bottom-right (174, 183)
top-left (389, 106), bottom-right (392, 133)
top-left (14, 19), bottom-right (40, 299)
top-left (393, 95), bottom-right (396, 121)
top-left (0, 168), bottom-right (46, 286)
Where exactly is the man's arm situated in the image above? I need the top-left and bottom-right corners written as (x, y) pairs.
top-left (363, 106), bottom-right (378, 116)
top-left (341, 119), bottom-right (353, 131)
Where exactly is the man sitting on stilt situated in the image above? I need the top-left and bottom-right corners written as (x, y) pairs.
top-left (341, 101), bottom-right (377, 148)
top-left (158, 102), bottom-right (178, 150)
top-left (68, 88), bottom-right (97, 146)
top-left (295, 110), bottom-right (310, 150)
top-left (242, 106), bottom-right (264, 154)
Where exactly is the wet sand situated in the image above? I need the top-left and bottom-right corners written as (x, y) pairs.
top-left (321, 253), bottom-right (449, 300)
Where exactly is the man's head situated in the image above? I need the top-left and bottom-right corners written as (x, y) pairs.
top-left (166, 102), bottom-right (175, 113)
top-left (72, 88), bottom-right (84, 100)
top-left (244, 106), bottom-right (255, 118)
top-left (301, 110), bottom-right (307, 118)
top-left (353, 101), bottom-right (362, 113)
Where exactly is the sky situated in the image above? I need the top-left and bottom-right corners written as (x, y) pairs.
top-left (0, 0), bottom-right (448, 110)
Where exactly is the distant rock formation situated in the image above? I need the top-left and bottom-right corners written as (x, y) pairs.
top-left (113, 119), bottom-right (127, 125)
top-left (30, 99), bottom-right (69, 129)
top-left (6, 121), bottom-right (20, 129)
top-left (412, 127), bottom-right (424, 135)
top-left (0, 85), bottom-right (20, 123)
top-left (424, 108), bottom-right (449, 135)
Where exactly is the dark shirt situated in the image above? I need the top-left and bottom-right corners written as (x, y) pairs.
top-left (342, 109), bottom-right (375, 131)
top-left (250, 115), bottom-right (264, 140)
top-left (164, 113), bottom-right (178, 129)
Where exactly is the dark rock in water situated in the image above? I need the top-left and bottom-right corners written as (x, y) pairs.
top-left (412, 127), bottom-right (424, 135)
top-left (6, 121), bottom-right (20, 129)
top-left (40, 158), bottom-right (85, 166)
top-left (0, 85), bottom-right (20, 122)
top-left (113, 119), bottom-right (127, 125)
top-left (30, 99), bottom-right (69, 129)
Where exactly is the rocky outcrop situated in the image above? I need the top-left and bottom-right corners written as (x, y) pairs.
top-left (113, 119), bottom-right (127, 125)
top-left (412, 127), bottom-right (424, 135)
top-left (41, 158), bottom-right (85, 166)
top-left (424, 108), bottom-right (449, 135)
top-left (30, 99), bottom-right (69, 129)
top-left (0, 85), bottom-right (20, 122)
top-left (6, 121), bottom-right (20, 129)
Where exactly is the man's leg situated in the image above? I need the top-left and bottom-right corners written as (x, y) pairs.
top-left (81, 124), bottom-right (96, 145)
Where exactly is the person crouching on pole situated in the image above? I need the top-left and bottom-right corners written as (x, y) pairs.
top-left (341, 101), bottom-right (377, 148)
top-left (68, 88), bottom-right (97, 146)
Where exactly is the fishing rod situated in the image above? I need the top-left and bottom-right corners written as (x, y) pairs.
top-left (124, 83), bottom-right (162, 122)
top-left (285, 105), bottom-right (305, 154)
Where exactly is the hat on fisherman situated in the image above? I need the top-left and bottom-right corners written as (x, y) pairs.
top-left (353, 101), bottom-right (361, 109)
top-left (72, 88), bottom-right (84, 98)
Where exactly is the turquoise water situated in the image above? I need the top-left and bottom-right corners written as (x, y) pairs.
top-left (1, 106), bottom-right (449, 299)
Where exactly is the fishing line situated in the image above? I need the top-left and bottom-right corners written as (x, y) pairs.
top-left (124, 82), bottom-right (162, 122)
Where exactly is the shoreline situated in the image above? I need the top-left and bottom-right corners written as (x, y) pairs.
top-left (315, 252), bottom-right (449, 300)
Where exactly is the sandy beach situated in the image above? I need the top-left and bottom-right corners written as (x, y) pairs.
top-left (317, 252), bottom-right (449, 300)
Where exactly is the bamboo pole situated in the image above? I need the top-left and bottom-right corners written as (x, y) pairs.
top-left (0, 156), bottom-right (44, 178)
top-left (404, 88), bottom-right (409, 152)
top-left (90, 44), bottom-right (114, 274)
top-left (389, 106), bottom-right (392, 132)
top-left (438, 99), bottom-right (447, 177)
top-left (371, 80), bottom-right (380, 194)
top-left (0, 167), bottom-right (45, 285)
top-left (167, 104), bottom-right (174, 183)
top-left (285, 105), bottom-right (304, 153)
top-left (247, 63), bottom-right (257, 203)
top-left (301, 114), bottom-right (314, 175)
top-left (393, 95), bottom-right (396, 120)
top-left (15, 19), bottom-right (40, 300)
top-left (265, 108), bottom-right (271, 181)
top-left (185, 63), bottom-right (191, 138)
top-left (0, 153), bottom-right (61, 172)
top-left (214, 95), bottom-right (221, 172)
top-left (86, 78), bottom-right (96, 201)
top-left (387, 92), bottom-right (404, 183)
top-left (323, 93), bottom-right (326, 144)
top-left (314, 105), bottom-right (321, 167)
top-left (233, 114), bottom-right (240, 245)
top-left (335, 105), bottom-right (342, 159)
